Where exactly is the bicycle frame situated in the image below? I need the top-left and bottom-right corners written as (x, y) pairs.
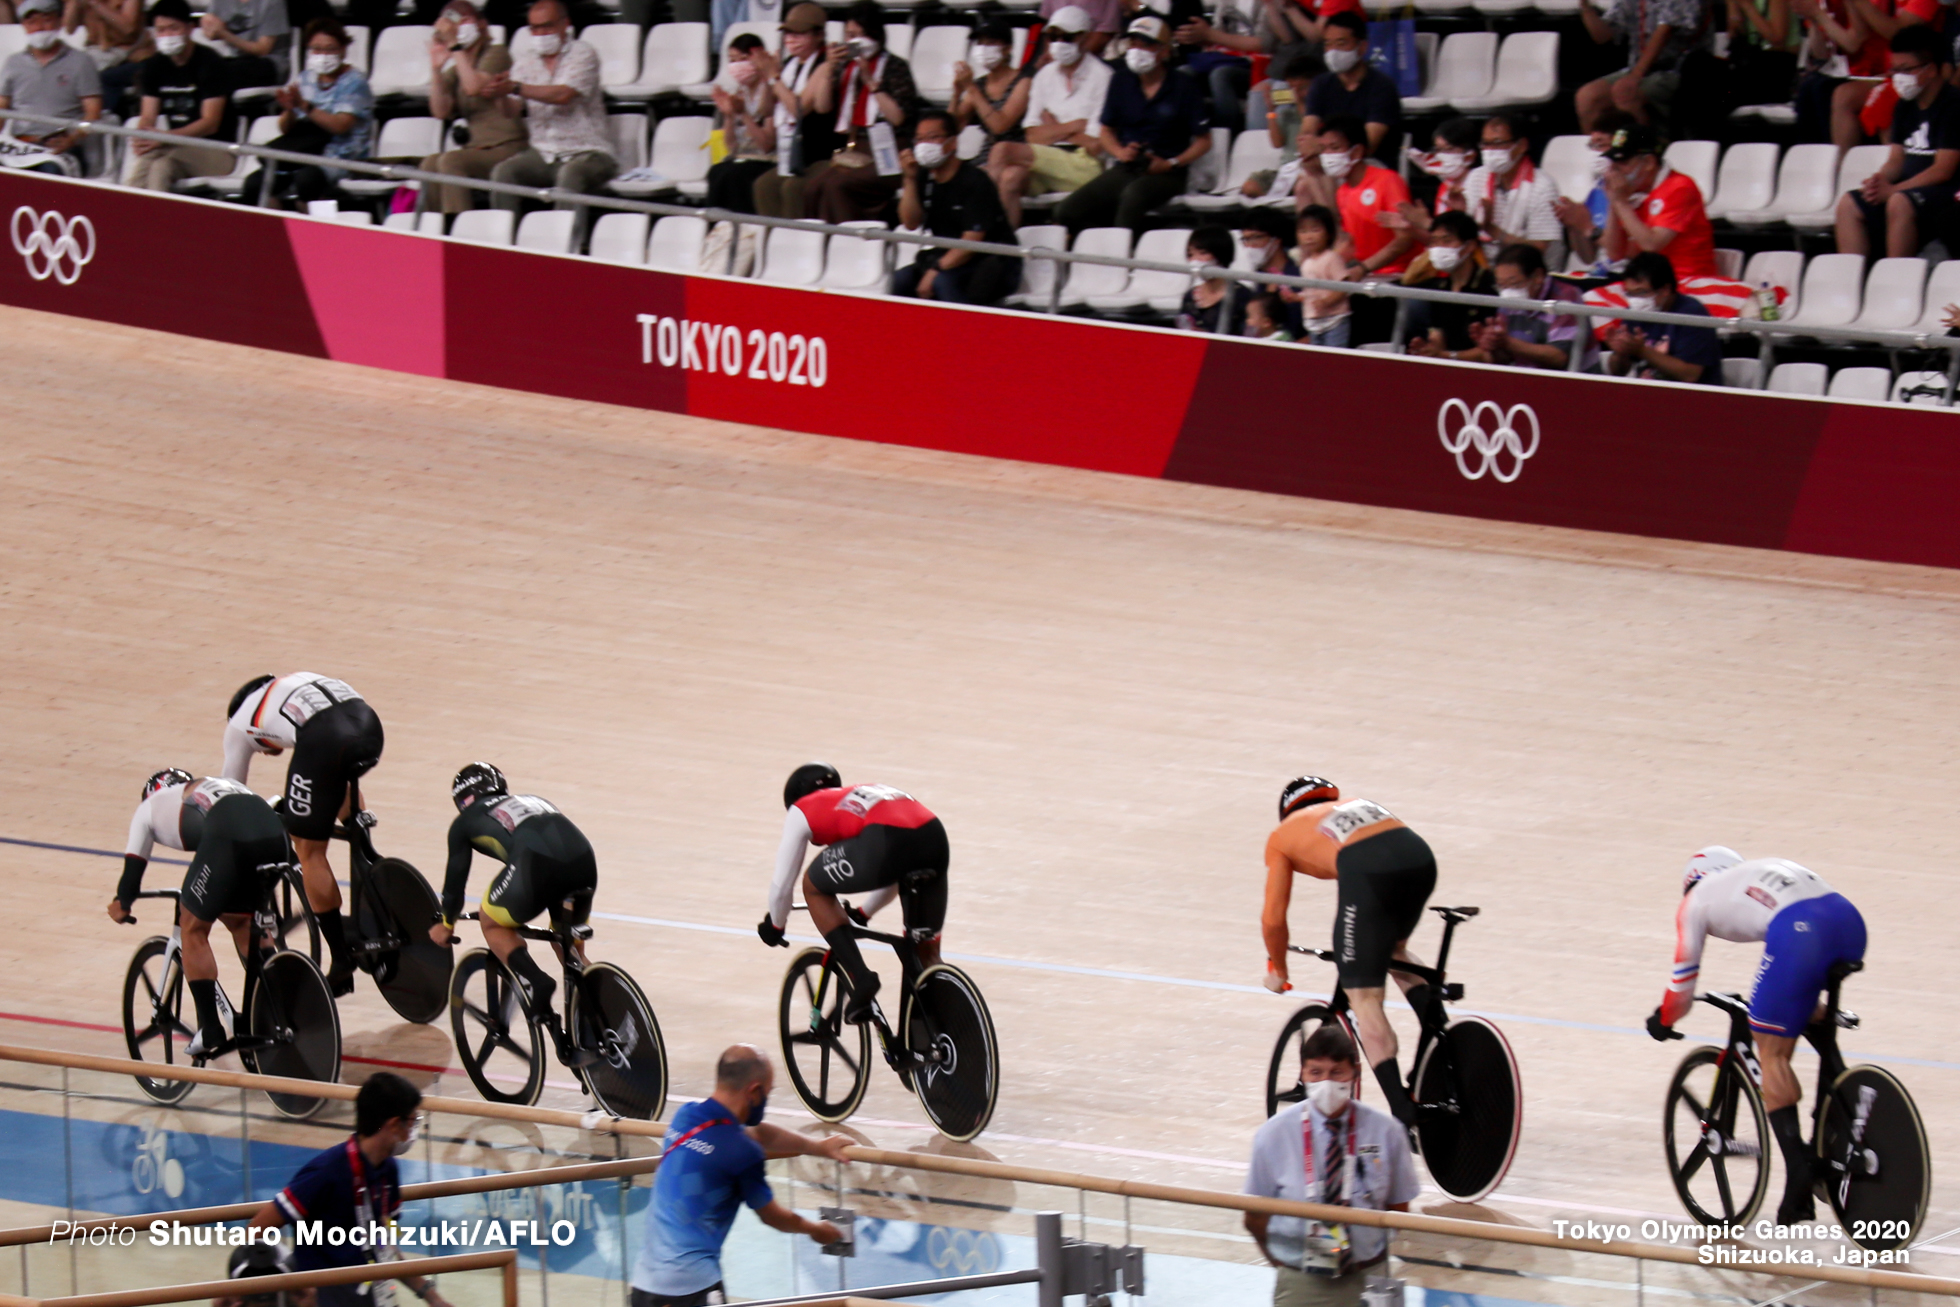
top-left (1698, 963), bottom-right (1858, 1152)
top-left (131, 885), bottom-right (284, 1057)
top-left (1294, 907), bottom-right (1475, 1077)
top-left (333, 813), bottom-right (405, 967)
top-left (809, 920), bottom-right (945, 1078)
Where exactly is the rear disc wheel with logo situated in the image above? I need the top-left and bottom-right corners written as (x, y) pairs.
top-left (570, 962), bottom-right (668, 1120)
top-left (247, 949), bottom-right (342, 1121)
top-left (357, 858), bottom-right (451, 1024)
top-left (903, 964), bottom-right (998, 1142)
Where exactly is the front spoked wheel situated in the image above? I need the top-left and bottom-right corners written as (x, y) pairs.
top-left (903, 964), bottom-right (999, 1142)
top-left (778, 948), bottom-right (870, 1123)
top-left (248, 949), bottom-right (342, 1121)
top-left (571, 963), bottom-right (668, 1120)
top-left (1664, 1045), bottom-right (1770, 1226)
top-left (357, 858), bottom-right (451, 1024)
top-left (1820, 1065), bottom-right (1929, 1249)
top-left (1265, 1004), bottom-right (1353, 1118)
top-left (122, 937), bottom-right (196, 1105)
top-left (1414, 1016), bottom-right (1522, 1202)
top-left (449, 949), bottom-right (545, 1106)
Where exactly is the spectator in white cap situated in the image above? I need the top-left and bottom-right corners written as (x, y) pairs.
top-left (0, 0), bottom-right (103, 175)
top-left (982, 5), bottom-right (1109, 226)
top-left (1042, 0), bottom-right (1120, 55)
top-left (1055, 14), bottom-right (1211, 233)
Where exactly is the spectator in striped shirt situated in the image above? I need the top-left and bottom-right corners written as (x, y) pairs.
top-left (1461, 112), bottom-right (1561, 263)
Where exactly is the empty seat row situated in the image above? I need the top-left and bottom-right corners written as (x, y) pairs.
top-left (581, 213), bottom-right (891, 289)
top-left (1405, 30), bottom-right (1560, 114)
top-left (1726, 250), bottom-right (1960, 334)
top-left (1723, 358), bottom-right (1954, 405)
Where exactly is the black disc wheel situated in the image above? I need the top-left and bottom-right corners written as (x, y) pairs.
top-left (778, 948), bottom-right (870, 1123)
top-left (274, 870), bottom-right (320, 965)
top-left (1266, 1005), bottom-right (1353, 1118)
top-left (1664, 1044), bottom-right (1770, 1226)
top-left (904, 964), bottom-right (999, 1143)
top-left (122, 937), bottom-right (196, 1105)
top-left (1413, 1016), bottom-right (1522, 1202)
top-left (1820, 1065), bottom-right (1929, 1249)
top-left (247, 949), bottom-right (342, 1121)
top-left (450, 949), bottom-right (545, 1106)
top-left (356, 858), bottom-right (451, 1024)
top-left (571, 963), bottom-right (668, 1120)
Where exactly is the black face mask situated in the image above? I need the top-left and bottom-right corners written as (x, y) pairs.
top-left (746, 1093), bottom-right (768, 1126)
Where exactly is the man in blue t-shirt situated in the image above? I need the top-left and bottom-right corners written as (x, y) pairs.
top-left (1602, 251), bottom-right (1722, 386)
top-left (247, 1073), bottom-right (451, 1307)
top-left (632, 1046), bottom-right (853, 1307)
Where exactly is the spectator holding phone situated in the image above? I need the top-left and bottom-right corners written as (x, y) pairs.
top-left (421, 1), bottom-right (526, 215)
top-left (1055, 15), bottom-right (1211, 233)
top-left (804, 0), bottom-right (920, 223)
top-left (1600, 250), bottom-right (1721, 384)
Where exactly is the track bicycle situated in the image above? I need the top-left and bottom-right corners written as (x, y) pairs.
top-left (777, 904), bottom-right (999, 1142)
top-left (120, 882), bottom-right (342, 1120)
top-left (1266, 905), bottom-right (1522, 1203)
top-left (1659, 962), bottom-right (1929, 1249)
top-left (331, 811), bottom-right (451, 1023)
top-left (447, 911), bottom-right (668, 1118)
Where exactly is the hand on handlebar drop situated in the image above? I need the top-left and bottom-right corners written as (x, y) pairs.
top-left (758, 916), bottom-right (788, 948)
top-left (429, 922), bottom-right (455, 948)
top-left (1646, 1007), bottom-right (1682, 1042)
top-left (106, 898), bottom-right (132, 925)
top-left (1264, 960), bottom-right (1292, 993)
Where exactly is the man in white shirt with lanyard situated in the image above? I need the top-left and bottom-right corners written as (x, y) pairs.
top-left (1460, 111), bottom-right (1561, 263)
top-left (1245, 1025), bottom-right (1419, 1307)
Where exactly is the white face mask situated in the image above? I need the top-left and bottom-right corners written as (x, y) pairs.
top-left (971, 43), bottom-right (1004, 70)
top-left (1125, 47), bottom-right (1159, 73)
top-left (1049, 39), bottom-right (1081, 65)
top-left (306, 50), bottom-right (341, 74)
top-left (1893, 71), bottom-right (1924, 100)
top-left (1421, 150), bottom-right (1470, 180)
top-left (912, 139), bottom-right (948, 168)
top-left (1306, 1077), bottom-right (1352, 1116)
top-left (848, 35), bottom-right (880, 59)
top-left (1323, 46), bottom-right (1360, 73)
top-left (1625, 293), bottom-right (1657, 314)
top-left (391, 1120), bottom-right (421, 1158)
top-left (1428, 243), bottom-right (1464, 272)
top-left (1481, 145), bottom-right (1516, 174)
top-left (453, 21), bottom-right (480, 45)
top-left (1497, 284), bottom-right (1530, 299)
top-left (1319, 149), bottom-right (1356, 178)
top-left (154, 31), bottom-right (187, 53)
top-left (24, 27), bottom-right (61, 49)
top-left (532, 30), bottom-right (563, 55)
top-left (1590, 150), bottom-right (1611, 179)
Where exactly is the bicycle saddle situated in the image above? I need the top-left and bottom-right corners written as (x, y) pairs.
top-left (1430, 905), bottom-right (1480, 921)
top-left (1827, 960), bottom-right (1865, 981)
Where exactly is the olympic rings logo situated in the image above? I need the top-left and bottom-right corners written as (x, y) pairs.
top-left (11, 205), bottom-right (95, 285)
top-left (926, 1226), bottom-right (1001, 1275)
top-left (1437, 399), bottom-right (1540, 484)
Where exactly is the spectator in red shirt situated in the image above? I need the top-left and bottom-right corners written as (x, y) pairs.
top-left (1793, 0), bottom-right (1891, 149)
top-left (1599, 123), bottom-right (1719, 283)
top-left (1321, 113), bottom-right (1415, 345)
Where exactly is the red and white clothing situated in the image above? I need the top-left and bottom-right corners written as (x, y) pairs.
top-left (126, 776), bottom-right (256, 860)
top-left (1634, 166), bottom-right (1719, 281)
top-left (222, 672), bottom-right (364, 781)
top-left (1336, 163), bottom-right (1414, 276)
top-left (1661, 857), bottom-right (1837, 1026)
top-left (766, 785), bottom-right (937, 928)
top-left (1462, 158), bottom-right (1561, 260)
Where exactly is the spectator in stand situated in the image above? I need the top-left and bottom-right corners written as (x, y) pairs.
top-left (705, 33), bottom-right (778, 213)
top-left (1834, 25), bottom-right (1960, 256)
top-left (1179, 0), bottom-right (1363, 137)
top-left (1575, 0), bottom-right (1703, 129)
top-left (1234, 53), bottom-right (1314, 203)
top-left (1725, 0), bottom-right (1801, 114)
top-left (1044, 0), bottom-right (1120, 56)
top-left (1470, 243), bottom-right (1598, 371)
top-left (246, 17), bottom-right (371, 207)
top-left (1462, 112), bottom-right (1560, 262)
top-left (1812, 0), bottom-right (1949, 150)
top-left (486, 0), bottom-right (618, 220)
top-left (986, 6), bottom-right (1108, 227)
top-left (1243, 291), bottom-right (1294, 340)
top-left (1241, 206), bottom-right (1305, 336)
top-left (751, 3), bottom-right (834, 222)
top-left (421, 2), bottom-right (527, 215)
top-left (123, 0), bottom-right (228, 190)
top-left (1290, 13), bottom-right (1400, 211)
top-left (1552, 109), bottom-right (1635, 272)
top-left (1404, 115), bottom-right (1479, 219)
top-left (199, 0), bottom-right (289, 92)
top-left (1601, 251), bottom-right (1721, 384)
top-left (1320, 114), bottom-right (1413, 345)
top-left (1175, 224), bottom-right (1237, 332)
top-left (1288, 204), bottom-right (1349, 347)
top-left (891, 109), bottom-right (1019, 305)
top-left (0, 0), bottom-right (102, 176)
top-left (1403, 209), bottom-right (1497, 360)
top-left (67, 0), bottom-right (148, 118)
top-left (1793, 0), bottom-right (1884, 149)
top-left (1055, 16), bottom-right (1210, 233)
top-left (951, 22), bottom-right (1028, 177)
top-left (804, 1), bottom-right (919, 223)
top-left (1600, 123), bottom-right (1719, 284)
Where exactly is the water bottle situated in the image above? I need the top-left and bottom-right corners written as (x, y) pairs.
top-left (1757, 281), bottom-right (1780, 322)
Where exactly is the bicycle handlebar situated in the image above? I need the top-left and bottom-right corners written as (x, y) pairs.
top-left (115, 887), bottom-right (181, 925)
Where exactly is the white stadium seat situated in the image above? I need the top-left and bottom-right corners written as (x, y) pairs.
top-left (910, 24), bottom-right (971, 106)
top-left (1009, 223), bottom-right (1068, 307)
top-left (1911, 259), bottom-right (1960, 333)
top-left (1786, 252), bottom-right (1863, 329)
top-left (757, 226), bottom-right (826, 285)
top-left (818, 221), bottom-right (891, 291)
top-left (1721, 357), bottom-right (1761, 390)
top-left (1828, 367), bottom-right (1892, 401)
top-left (332, 210), bottom-right (374, 225)
top-left (1184, 130), bottom-right (1282, 211)
top-left (1452, 31), bottom-right (1557, 110)
top-left (1891, 370), bottom-right (1950, 404)
top-left (1714, 248), bottom-right (1743, 280)
top-left (1128, 227), bottom-right (1199, 315)
top-left (1539, 135), bottom-right (1594, 202)
top-left (340, 116), bottom-right (443, 198)
top-left (1767, 362), bottom-right (1827, 395)
top-left (182, 115), bottom-right (280, 197)
top-left (886, 24), bottom-right (915, 61)
top-left (611, 23), bottom-right (711, 100)
top-left (1058, 227), bottom-right (1132, 308)
top-left (1742, 249), bottom-right (1805, 321)
top-left (383, 211), bottom-right (447, 234)
top-left (368, 25), bottom-right (435, 97)
top-left (1404, 32), bottom-right (1495, 114)
top-left (582, 23), bottom-right (644, 90)
top-left (608, 112), bottom-right (649, 172)
top-left (683, 21), bottom-right (781, 99)
top-left (1790, 144), bottom-right (1887, 232)
top-left (1704, 142), bottom-right (1778, 222)
top-left (344, 24), bottom-right (370, 72)
top-left (1660, 140), bottom-right (1718, 207)
top-left (613, 115), bottom-right (710, 199)
top-left (1853, 257), bottom-right (1928, 331)
top-left (589, 212), bottom-right (651, 264)
top-left (449, 209), bottom-right (515, 245)
top-left (1727, 143), bottom-right (1837, 227)
top-left (515, 210), bottom-right (576, 253)
top-left (0, 24), bottom-right (29, 63)
top-left (647, 214), bottom-right (708, 270)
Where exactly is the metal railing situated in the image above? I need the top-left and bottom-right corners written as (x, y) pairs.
top-left (8, 105), bottom-right (1960, 396)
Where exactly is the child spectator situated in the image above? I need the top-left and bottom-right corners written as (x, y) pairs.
top-left (1240, 207), bottom-right (1304, 335)
top-left (1176, 225), bottom-right (1238, 332)
top-left (1244, 291), bottom-right (1294, 340)
top-left (1289, 204), bottom-right (1350, 347)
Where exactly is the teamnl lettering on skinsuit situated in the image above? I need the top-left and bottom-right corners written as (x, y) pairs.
top-left (635, 314), bottom-right (829, 388)
top-left (1550, 1220), bottom-right (1915, 1267)
top-left (45, 1220), bottom-right (577, 1249)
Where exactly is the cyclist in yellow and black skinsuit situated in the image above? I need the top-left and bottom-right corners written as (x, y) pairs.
top-left (428, 762), bottom-right (597, 1064)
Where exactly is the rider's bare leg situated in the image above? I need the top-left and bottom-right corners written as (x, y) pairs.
top-left (1758, 1030), bottom-right (1816, 1220)
top-left (180, 907), bottom-right (228, 1048)
top-left (292, 785), bottom-right (359, 984)
top-left (805, 871), bottom-right (879, 1013)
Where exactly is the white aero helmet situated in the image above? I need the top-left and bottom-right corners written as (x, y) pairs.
top-left (1682, 845), bottom-right (1743, 893)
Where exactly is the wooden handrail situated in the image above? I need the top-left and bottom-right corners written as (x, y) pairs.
top-left (3, 1250), bottom-right (517, 1307)
top-left (4, 1042), bottom-right (1953, 1294)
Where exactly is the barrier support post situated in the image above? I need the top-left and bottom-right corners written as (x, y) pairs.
top-left (1036, 1211), bottom-right (1063, 1307)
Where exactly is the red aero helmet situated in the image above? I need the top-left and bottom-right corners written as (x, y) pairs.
top-left (1279, 776), bottom-right (1339, 821)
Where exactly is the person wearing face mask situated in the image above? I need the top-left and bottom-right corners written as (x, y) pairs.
top-left (1042, 0), bottom-right (1122, 56)
top-left (705, 32), bottom-right (779, 213)
top-left (1316, 114), bottom-right (1413, 345)
top-left (1054, 15), bottom-right (1212, 233)
top-left (247, 16), bottom-right (371, 206)
top-left (1291, 11), bottom-right (1398, 197)
top-left (198, 0), bottom-right (291, 93)
top-left (1600, 251), bottom-right (1722, 384)
top-left (1460, 112), bottom-right (1560, 262)
top-left (1598, 123), bottom-right (1720, 284)
top-left (751, 2), bottom-right (837, 221)
top-left (1244, 1025), bottom-right (1419, 1307)
top-left (420, 0), bottom-right (526, 214)
top-left (125, 0), bottom-right (231, 190)
top-left (1239, 206), bottom-right (1306, 335)
top-left (1401, 209), bottom-right (1497, 360)
top-left (804, 0), bottom-right (921, 222)
top-left (485, 0), bottom-right (619, 225)
top-left (634, 1048), bottom-right (852, 1307)
top-left (983, 7), bottom-right (1109, 226)
top-left (1470, 243), bottom-right (1598, 371)
top-left (245, 1074), bottom-right (455, 1307)
top-left (951, 20), bottom-right (1028, 178)
top-left (1834, 24), bottom-right (1960, 256)
top-left (1550, 109), bottom-right (1634, 272)
top-left (0, 0), bottom-right (103, 176)
top-left (1175, 223), bottom-right (1239, 331)
top-left (892, 108), bottom-right (1019, 304)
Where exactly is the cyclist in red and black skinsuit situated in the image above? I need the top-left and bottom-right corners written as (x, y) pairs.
top-left (757, 763), bottom-right (949, 1023)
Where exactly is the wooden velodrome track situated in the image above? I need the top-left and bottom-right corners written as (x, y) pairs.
top-left (2, 301), bottom-right (1957, 1257)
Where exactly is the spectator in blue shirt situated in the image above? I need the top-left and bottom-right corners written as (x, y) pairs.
top-left (1054, 14), bottom-right (1211, 232)
top-left (1601, 251), bottom-right (1722, 385)
top-left (247, 1073), bottom-right (451, 1307)
top-left (632, 1046), bottom-right (853, 1307)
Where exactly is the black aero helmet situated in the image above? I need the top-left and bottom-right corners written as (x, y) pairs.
top-left (227, 674), bottom-right (276, 719)
top-left (784, 762), bottom-right (842, 809)
top-left (227, 1242), bottom-right (295, 1307)
top-left (452, 761), bottom-right (508, 810)
top-left (1278, 776), bottom-right (1339, 821)
top-left (142, 767), bottom-right (194, 801)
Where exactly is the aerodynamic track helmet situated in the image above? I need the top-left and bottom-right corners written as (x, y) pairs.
top-left (142, 768), bottom-right (194, 801)
top-left (784, 762), bottom-right (842, 809)
top-left (1682, 845), bottom-right (1743, 894)
top-left (1278, 776), bottom-right (1339, 822)
top-left (452, 762), bottom-right (509, 810)
top-left (227, 674), bottom-right (276, 719)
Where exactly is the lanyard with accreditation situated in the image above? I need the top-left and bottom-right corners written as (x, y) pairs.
top-left (1300, 1111), bottom-right (1357, 1276)
top-left (346, 1137), bottom-right (403, 1307)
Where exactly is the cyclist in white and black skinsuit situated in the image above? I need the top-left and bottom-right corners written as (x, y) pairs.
top-left (106, 769), bottom-right (293, 1056)
top-left (223, 673), bottom-right (385, 995)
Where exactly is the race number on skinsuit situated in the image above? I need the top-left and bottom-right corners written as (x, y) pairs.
top-left (1319, 799), bottom-right (1394, 845)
